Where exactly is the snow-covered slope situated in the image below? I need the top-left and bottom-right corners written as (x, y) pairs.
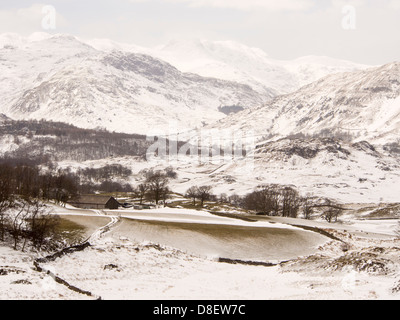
top-left (53, 136), bottom-right (400, 204)
top-left (240, 138), bottom-right (400, 203)
top-left (155, 39), bottom-right (369, 95)
top-left (0, 33), bottom-right (271, 134)
top-left (0, 32), bottom-right (378, 136)
top-left (209, 62), bottom-right (400, 144)
top-left (0, 34), bottom-right (98, 118)
top-left (278, 55), bottom-right (372, 91)
top-left (149, 137), bottom-right (400, 204)
top-left (77, 37), bottom-right (368, 95)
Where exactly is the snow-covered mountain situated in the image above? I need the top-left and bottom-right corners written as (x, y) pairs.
top-left (0, 33), bottom-right (98, 118)
top-left (0, 33), bottom-right (271, 134)
top-left (0, 32), bottom-right (374, 135)
top-left (154, 39), bottom-right (369, 95)
top-left (209, 62), bottom-right (400, 144)
top-left (78, 37), bottom-right (369, 95)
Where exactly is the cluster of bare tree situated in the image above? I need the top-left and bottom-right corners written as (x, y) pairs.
top-left (0, 159), bottom-right (108, 251)
top-left (216, 185), bottom-right (346, 222)
top-left (0, 165), bottom-right (64, 251)
top-left (2, 200), bottom-right (60, 251)
top-left (185, 185), bottom-right (214, 207)
top-left (77, 164), bottom-right (132, 182)
top-left (0, 119), bottom-right (151, 163)
top-left (0, 162), bottom-right (79, 206)
top-left (241, 185), bottom-right (301, 218)
top-left (134, 171), bottom-right (171, 205)
top-left (0, 157), bottom-right (139, 199)
top-left (76, 164), bottom-right (134, 193)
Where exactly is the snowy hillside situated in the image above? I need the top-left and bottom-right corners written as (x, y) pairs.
top-left (173, 138), bottom-right (400, 203)
top-left (50, 136), bottom-right (400, 205)
top-left (0, 32), bottom-right (373, 135)
top-left (0, 33), bottom-right (97, 114)
top-left (209, 62), bottom-right (400, 144)
top-left (227, 138), bottom-right (400, 203)
top-left (79, 37), bottom-right (368, 95)
top-left (0, 33), bottom-right (271, 134)
top-left (155, 39), bottom-right (369, 95)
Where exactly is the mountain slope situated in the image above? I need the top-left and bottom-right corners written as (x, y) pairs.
top-left (154, 39), bottom-right (369, 95)
top-left (0, 34), bottom-right (272, 134)
top-left (0, 34), bottom-right (97, 109)
top-left (209, 62), bottom-right (400, 144)
top-left (0, 119), bottom-right (150, 163)
top-left (226, 137), bottom-right (400, 203)
top-left (0, 33), bottom-right (374, 136)
top-left (78, 37), bottom-right (370, 95)
top-left (158, 137), bottom-right (400, 204)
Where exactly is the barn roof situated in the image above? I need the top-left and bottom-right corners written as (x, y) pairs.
top-left (72, 195), bottom-right (117, 205)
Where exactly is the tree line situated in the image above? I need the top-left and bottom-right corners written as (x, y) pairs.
top-left (209, 184), bottom-right (346, 222)
top-left (0, 162), bottom-right (76, 252)
top-left (0, 160), bottom-right (142, 252)
top-left (0, 162), bottom-right (79, 205)
top-left (133, 169), bottom-right (176, 206)
top-left (0, 119), bottom-right (151, 163)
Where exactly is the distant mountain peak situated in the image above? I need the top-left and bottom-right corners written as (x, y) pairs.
top-left (154, 38), bottom-right (369, 95)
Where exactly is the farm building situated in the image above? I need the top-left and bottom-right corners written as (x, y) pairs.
top-left (69, 195), bottom-right (120, 210)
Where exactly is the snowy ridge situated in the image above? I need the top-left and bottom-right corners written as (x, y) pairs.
top-left (209, 62), bottom-right (400, 144)
top-left (155, 39), bottom-right (369, 95)
top-left (0, 32), bottom-right (371, 135)
top-left (0, 33), bottom-right (271, 134)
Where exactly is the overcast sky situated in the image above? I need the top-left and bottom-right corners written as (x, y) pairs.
top-left (0, 0), bottom-right (399, 65)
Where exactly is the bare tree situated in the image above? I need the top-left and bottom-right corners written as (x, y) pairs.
top-left (243, 185), bottom-right (281, 216)
top-left (136, 183), bottom-right (149, 205)
top-left (146, 171), bottom-right (169, 205)
top-left (9, 202), bottom-right (28, 250)
top-left (301, 196), bottom-right (314, 220)
top-left (321, 199), bottom-right (344, 223)
top-left (0, 164), bottom-right (13, 241)
top-left (185, 186), bottom-right (199, 206)
top-left (242, 185), bottom-right (303, 217)
top-left (197, 186), bottom-right (213, 208)
top-left (27, 201), bottom-right (60, 251)
top-left (228, 194), bottom-right (242, 208)
top-left (281, 186), bottom-right (300, 218)
top-left (53, 173), bottom-right (78, 206)
top-left (322, 206), bottom-right (342, 223)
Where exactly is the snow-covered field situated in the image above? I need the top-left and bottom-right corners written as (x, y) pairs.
top-left (1, 205), bottom-right (400, 300)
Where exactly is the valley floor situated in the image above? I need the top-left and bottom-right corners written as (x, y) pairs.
top-left (1, 205), bottom-right (400, 300)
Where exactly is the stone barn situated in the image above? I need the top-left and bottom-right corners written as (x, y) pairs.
top-left (69, 195), bottom-right (120, 210)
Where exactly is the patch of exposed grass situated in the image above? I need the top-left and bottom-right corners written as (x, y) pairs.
top-left (56, 218), bottom-right (87, 245)
top-left (367, 204), bottom-right (400, 219)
